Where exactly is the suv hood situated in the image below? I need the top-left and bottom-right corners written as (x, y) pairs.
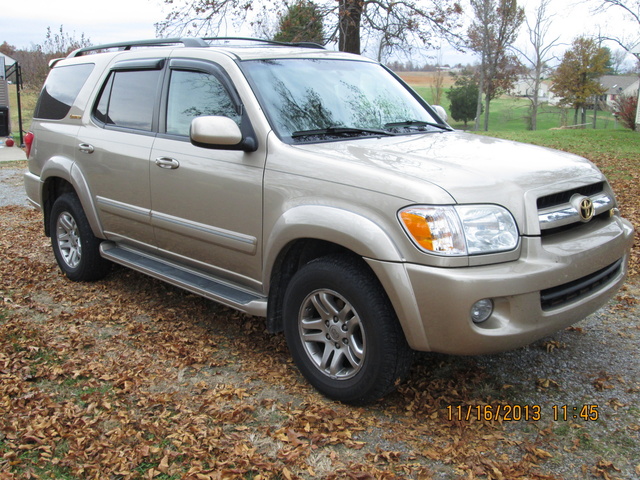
top-left (294, 131), bottom-right (605, 234)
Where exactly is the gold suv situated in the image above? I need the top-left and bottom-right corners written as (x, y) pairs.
top-left (24, 38), bottom-right (634, 403)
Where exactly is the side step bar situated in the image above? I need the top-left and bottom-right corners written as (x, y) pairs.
top-left (100, 243), bottom-right (267, 317)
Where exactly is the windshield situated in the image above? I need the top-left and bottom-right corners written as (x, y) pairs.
top-left (241, 58), bottom-right (447, 143)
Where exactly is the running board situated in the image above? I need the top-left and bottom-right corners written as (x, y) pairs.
top-left (100, 243), bottom-right (267, 317)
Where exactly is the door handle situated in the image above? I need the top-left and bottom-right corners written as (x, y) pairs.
top-left (78, 143), bottom-right (95, 154)
top-left (155, 157), bottom-right (180, 169)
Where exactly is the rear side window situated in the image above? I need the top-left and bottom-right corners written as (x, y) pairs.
top-left (34, 63), bottom-right (94, 120)
top-left (93, 69), bottom-right (163, 131)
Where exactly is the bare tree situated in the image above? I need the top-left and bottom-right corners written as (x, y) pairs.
top-left (156, 0), bottom-right (464, 56)
top-left (515, 0), bottom-right (560, 130)
top-left (609, 48), bottom-right (632, 73)
top-left (469, 0), bottom-right (491, 131)
top-left (9, 26), bottom-right (91, 89)
top-left (468, 0), bottom-right (525, 131)
top-left (591, 0), bottom-right (640, 63)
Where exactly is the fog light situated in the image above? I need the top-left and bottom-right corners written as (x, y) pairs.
top-left (471, 299), bottom-right (493, 323)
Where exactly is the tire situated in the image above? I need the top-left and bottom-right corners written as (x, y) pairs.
top-left (50, 193), bottom-right (110, 282)
top-left (283, 254), bottom-right (412, 404)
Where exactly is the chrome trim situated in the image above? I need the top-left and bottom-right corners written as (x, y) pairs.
top-left (538, 193), bottom-right (614, 230)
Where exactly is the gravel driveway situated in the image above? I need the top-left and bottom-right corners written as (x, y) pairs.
top-left (1, 161), bottom-right (638, 479)
top-left (0, 163), bottom-right (29, 207)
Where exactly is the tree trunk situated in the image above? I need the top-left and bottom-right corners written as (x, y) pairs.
top-left (530, 74), bottom-right (541, 131)
top-left (474, 51), bottom-right (485, 131)
top-left (339, 0), bottom-right (362, 54)
top-left (483, 92), bottom-right (490, 131)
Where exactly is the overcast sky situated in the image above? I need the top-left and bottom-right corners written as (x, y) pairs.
top-left (1, 0), bottom-right (638, 67)
top-left (2, 0), bottom-right (165, 49)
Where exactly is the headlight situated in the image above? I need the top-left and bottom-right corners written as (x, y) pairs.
top-left (399, 205), bottom-right (519, 256)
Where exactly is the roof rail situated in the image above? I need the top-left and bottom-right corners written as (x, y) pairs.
top-left (202, 37), bottom-right (325, 49)
top-left (67, 37), bottom-right (326, 58)
top-left (68, 38), bottom-right (208, 57)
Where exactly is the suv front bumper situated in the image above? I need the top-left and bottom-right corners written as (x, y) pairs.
top-left (368, 215), bottom-right (634, 354)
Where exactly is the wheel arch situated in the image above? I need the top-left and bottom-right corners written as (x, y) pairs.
top-left (40, 158), bottom-right (104, 238)
top-left (264, 205), bottom-right (405, 335)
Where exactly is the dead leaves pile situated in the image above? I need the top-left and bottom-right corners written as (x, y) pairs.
top-left (590, 153), bottom-right (640, 278)
top-left (1, 205), bottom-right (638, 480)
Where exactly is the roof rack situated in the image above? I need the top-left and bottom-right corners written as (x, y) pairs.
top-left (202, 37), bottom-right (325, 49)
top-left (68, 38), bottom-right (208, 57)
top-left (68, 37), bottom-right (325, 58)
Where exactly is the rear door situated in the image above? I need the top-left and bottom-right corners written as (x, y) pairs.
top-left (77, 59), bottom-right (165, 247)
top-left (149, 58), bottom-right (266, 287)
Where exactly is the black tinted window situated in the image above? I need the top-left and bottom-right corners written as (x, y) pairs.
top-left (34, 63), bottom-right (94, 120)
top-left (166, 70), bottom-right (239, 136)
top-left (93, 69), bottom-right (162, 131)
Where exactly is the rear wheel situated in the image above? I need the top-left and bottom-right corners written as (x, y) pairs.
top-left (50, 193), bottom-right (110, 282)
top-left (283, 255), bottom-right (412, 404)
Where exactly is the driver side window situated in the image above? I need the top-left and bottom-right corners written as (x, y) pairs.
top-left (166, 69), bottom-right (240, 136)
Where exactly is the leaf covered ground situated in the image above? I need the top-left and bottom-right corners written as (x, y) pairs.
top-left (1, 150), bottom-right (639, 480)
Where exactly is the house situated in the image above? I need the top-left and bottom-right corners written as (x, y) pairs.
top-left (598, 75), bottom-right (639, 108)
top-left (511, 76), bottom-right (558, 104)
top-left (513, 74), bottom-right (639, 109)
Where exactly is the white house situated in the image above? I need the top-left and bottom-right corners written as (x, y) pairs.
top-left (512, 73), bottom-right (640, 109)
top-left (511, 76), bottom-right (558, 104)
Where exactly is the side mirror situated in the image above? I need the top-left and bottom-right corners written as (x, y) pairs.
top-left (190, 116), bottom-right (256, 152)
top-left (431, 105), bottom-right (448, 123)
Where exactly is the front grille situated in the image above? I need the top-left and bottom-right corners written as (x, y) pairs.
top-left (537, 182), bottom-right (614, 234)
top-left (540, 211), bottom-right (610, 237)
top-left (537, 182), bottom-right (604, 210)
top-left (540, 259), bottom-right (623, 311)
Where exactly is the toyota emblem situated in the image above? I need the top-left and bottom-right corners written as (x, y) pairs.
top-left (570, 195), bottom-right (595, 222)
top-left (580, 198), bottom-right (595, 221)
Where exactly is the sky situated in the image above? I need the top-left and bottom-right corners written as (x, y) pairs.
top-left (1, 0), bottom-right (166, 49)
top-left (1, 0), bottom-right (638, 68)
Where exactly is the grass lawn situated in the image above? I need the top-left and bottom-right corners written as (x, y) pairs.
top-left (411, 85), bottom-right (620, 132)
top-left (475, 129), bottom-right (639, 163)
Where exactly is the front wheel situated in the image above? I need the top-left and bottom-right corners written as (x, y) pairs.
top-left (283, 255), bottom-right (412, 404)
top-left (50, 193), bottom-right (110, 282)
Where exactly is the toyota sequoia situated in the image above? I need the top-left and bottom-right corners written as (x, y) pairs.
top-left (24, 38), bottom-right (634, 403)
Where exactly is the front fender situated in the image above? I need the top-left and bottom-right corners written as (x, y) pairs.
top-left (40, 156), bottom-right (104, 238)
top-left (263, 205), bottom-right (403, 283)
top-left (263, 205), bottom-right (431, 350)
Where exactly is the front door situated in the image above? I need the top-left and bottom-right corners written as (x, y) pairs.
top-left (149, 61), bottom-right (265, 288)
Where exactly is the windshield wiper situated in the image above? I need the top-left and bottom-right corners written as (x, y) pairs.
top-left (292, 126), bottom-right (395, 139)
top-left (384, 120), bottom-right (449, 131)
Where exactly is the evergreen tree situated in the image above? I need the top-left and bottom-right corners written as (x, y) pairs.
top-left (273, 1), bottom-right (325, 44)
top-left (446, 70), bottom-right (481, 127)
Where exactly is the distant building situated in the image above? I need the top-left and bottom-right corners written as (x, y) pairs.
top-left (512, 74), bottom-right (640, 109)
top-left (511, 76), bottom-right (558, 104)
top-left (598, 75), bottom-right (639, 108)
